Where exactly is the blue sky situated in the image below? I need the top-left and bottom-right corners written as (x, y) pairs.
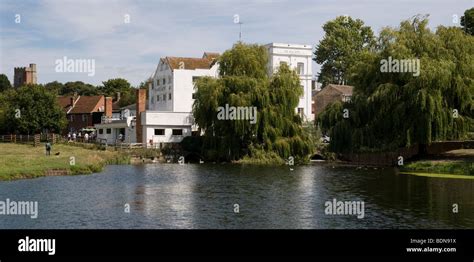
top-left (0, 0), bottom-right (472, 86)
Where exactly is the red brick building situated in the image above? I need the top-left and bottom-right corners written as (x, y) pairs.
top-left (313, 84), bottom-right (354, 119)
top-left (57, 95), bottom-right (113, 134)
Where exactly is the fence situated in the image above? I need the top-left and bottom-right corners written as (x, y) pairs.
top-left (0, 134), bottom-right (62, 146)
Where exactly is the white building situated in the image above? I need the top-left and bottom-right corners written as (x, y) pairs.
top-left (265, 43), bottom-right (314, 122)
top-left (95, 104), bottom-right (137, 145)
top-left (141, 52), bottom-right (219, 146)
top-left (141, 112), bottom-right (195, 145)
top-left (149, 52), bottom-right (219, 112)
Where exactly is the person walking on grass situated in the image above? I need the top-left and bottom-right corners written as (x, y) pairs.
top-left (45, 141), bottom-right (52, 156)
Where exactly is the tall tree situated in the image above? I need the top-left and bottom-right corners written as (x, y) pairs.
top-left (0, 74), bottom-right (12, 92)
top-left (314, 16), bottom-right (376, 87)
top-left (4, 85), bottom-right (67, 134)
top-left (193, 43), bottom-right (313, 162)
top-left (319, 15), bottom-right (474, 153)
top-left (461, 7), bottom-right (474, 35)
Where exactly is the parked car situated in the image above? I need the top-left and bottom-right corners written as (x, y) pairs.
top-left (320, 135), bottom-right (330, 143)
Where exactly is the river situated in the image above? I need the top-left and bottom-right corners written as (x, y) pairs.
top-left (0, 164), bottom-right (473, 229)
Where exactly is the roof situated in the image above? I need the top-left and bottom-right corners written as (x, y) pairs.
top-left (264, 43), bottom-right (312, 49)
top-left (120, 103), bottom-right (136, 110)
top-left (202, 52), bottom-right (219, 60)
top-left (325, 84), bottom-right (354, 95)
top-left (57, 95), bottom-right (104, 114)
top-left (165, 52), bottom-right (219, 70)
top-left (57, 96), bottom-right (77, 113)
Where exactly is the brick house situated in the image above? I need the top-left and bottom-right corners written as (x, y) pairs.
top-left (313, 84), bottom-right (354, 119)
top-left (57, 95), bottom-right (113, 134)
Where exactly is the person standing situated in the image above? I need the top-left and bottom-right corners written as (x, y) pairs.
top-left (45, 141), bottom-right (51, 156)
top-left (84, 133), bottom-right (89, 143)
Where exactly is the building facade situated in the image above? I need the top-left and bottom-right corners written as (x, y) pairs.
top-left (14, 63), bottom-right (37, 87)
top-left (57, 95), bottom-right (112, 134)
top-left (94, 104), bottom-right (137, 145)
top-left (149, 52), bottom-right (219, 112)
top-left (141, 52), bottom-right (218, 146)
top-left (265, 43), bottom-right (314, 121)
top-left (313, 84), bottom-right (354, 119)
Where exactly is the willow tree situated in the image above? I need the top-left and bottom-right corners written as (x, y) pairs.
top-left (193, 43), bottom-right (314, 162)
top-left (314, 16), bottom-right (376, 87)
top-left (319, 15), bottom-right (474, 153)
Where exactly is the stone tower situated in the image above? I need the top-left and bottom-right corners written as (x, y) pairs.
top-left (14, 63), bottom-right (37, 87)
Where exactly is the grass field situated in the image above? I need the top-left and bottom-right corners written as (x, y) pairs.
top-left (0, 143), bottom-right (130, 181)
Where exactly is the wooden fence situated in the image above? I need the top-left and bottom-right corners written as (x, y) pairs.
top-left (0, 134), bottom-right (62, 146)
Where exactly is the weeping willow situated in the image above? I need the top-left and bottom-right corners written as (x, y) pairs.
top-left (319, 15), bottom-right (474, 153)
top-left (192, 43), bottom-right (314, 162)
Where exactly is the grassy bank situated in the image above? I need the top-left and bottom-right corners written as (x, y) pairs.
top-left (0, 143), bottom-right (130, 181)
top-left (401, 160), bottom-right (474, 176)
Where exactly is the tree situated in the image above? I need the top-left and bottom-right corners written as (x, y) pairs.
top-left (0, 74), bottom-right (12, 92)
top-left (60, 81), bottom-right (98, 96)
top-left (461, 7), bottom-right (474, 35)
top-left (44, 81), bottom-right (64, 95)
top-left (314, 16), bottom-right (376, 87)
top-left (319, 15), bottom-right (474, 153)
top-left (193, 43), bottom-right (314, 162)
top-left (3, 85), bottom-right (67, 134)
top-left (98, 78), bottom-right (136, 107)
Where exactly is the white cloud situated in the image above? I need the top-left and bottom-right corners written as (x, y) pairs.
top-left (0, 0), bottom-right (472, 86)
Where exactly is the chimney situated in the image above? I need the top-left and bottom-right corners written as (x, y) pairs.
top-left (70, 97), bottom-right (74, 107)
top-left (135, 89), bottom-right (146, 144)
top-left (105, 97), bottom-right (113, 117)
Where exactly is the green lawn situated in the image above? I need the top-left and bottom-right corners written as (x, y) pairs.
top-left (0, 143), bottom-right (129, 181)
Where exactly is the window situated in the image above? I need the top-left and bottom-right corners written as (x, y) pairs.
top-left (154, 129), bottom-right (165, 136)
top-left (297, 63), bottom-right (304, 75)
top-left (169, 93), bottom-right (172, 100)
top-left (99, 129), bottom-right (104, 134)
top-left (192, 93), bottom-right (196, 99)
top-left (163, 94), bottom-right (166, 101)
top-left (157, 95), bottom-right (160, 102)
top-left (151, 97), bottom-right (154, 104)
top-left (342, 95), bottom-right (352, 102)
top-left (297, 108), bottom-right (304, 118)
top-left (106, 128), bottom-right (111, 134)
top-left (163, 78), bottom-right (166, 85)
top-left (172, 129), bottom-right (183, 136)
top-left (300, 85), bottom-right (305, 98)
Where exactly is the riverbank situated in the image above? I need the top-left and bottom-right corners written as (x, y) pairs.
top-left (400, 149), bottom-right (474, 177)
top-left (0, 143), bottom-right (130, 181)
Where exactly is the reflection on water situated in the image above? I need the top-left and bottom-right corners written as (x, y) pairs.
top-left (0, 164), bottom-right (473, 229)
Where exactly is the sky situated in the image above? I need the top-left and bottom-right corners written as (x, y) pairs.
top-left (0, 0), bottom-right (472, 86)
